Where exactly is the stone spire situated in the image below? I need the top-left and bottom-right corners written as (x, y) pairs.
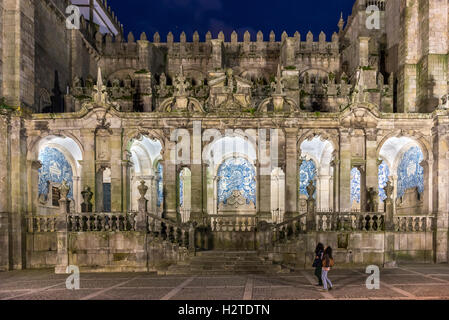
top-left (93, 67), bottom-right (108, 105)
top-left (338, 12), bottom-right (345, 33)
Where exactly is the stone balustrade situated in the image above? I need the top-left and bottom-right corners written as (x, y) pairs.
top-left (147, 213), bottom-right (193, 250)
top-left (394, 215), bottom-right (434, 232)
top-left (67, 212), bottom-right (137, 232)
top-left (267, 214), bottom-right (307, 246)
top-left (26, 215), bottom-right (57, 233)
top-left (210, 215), bottom-right (257, 232)
top-left (316, 212), bottom-right (385, 232)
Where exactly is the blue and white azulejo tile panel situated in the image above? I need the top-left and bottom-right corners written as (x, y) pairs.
top-left (217, 157), bottom-right (256, 205)
top-left (397, 146), bottom-right (424, 198)
top-left (350, 167), bottom-right (361, 204)
top-left (157, 162), bottom-right (164, 208)
top-left (38, 147), bottom-right (73, 199)
top-left (299, 160), bottom-right (317, 198)
top-left (378, 160), bottom-right (390, 201)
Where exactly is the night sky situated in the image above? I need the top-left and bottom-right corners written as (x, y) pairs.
top-left (107, 0), bottom-right (355, 42)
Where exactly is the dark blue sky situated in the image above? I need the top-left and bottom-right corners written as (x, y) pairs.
top-left (108, 0), bottom-right (355, 42)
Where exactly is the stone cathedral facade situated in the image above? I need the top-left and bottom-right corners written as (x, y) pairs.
top-left (0, 0), bottom-right (449, 273)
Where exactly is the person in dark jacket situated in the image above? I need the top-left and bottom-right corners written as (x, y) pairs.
top-left (313, 243), bottom-right (324, 286)
top-left (321, 246), bottom-right (334, 291)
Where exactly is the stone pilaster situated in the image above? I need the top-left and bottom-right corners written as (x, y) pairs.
top-left (164, 137), bottom-right (177, 221)
top-left (284, 128), bottom-right (298, 218)
top-left (110, 129), bottom-right (123, 212)
top-left (79, 129), bottom-right (96, 211)
top-left (190, 123), bottom-right (203, 223)
top-left (339, 130), bottom-right (351, 211)
top-left (55, 198), bottom-right (70, 274)
top-left (365, 129), bottom-right (379, 203)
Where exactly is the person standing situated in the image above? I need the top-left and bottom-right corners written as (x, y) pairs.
top-left (321, 246), bottom-right (334, 291)
top-left (313, 243), bottom-right (324, 286)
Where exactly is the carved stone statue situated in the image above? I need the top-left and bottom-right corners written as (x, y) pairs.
top-left (383, 179), bottom-right (394, 201)
top-left (138, 180), bottom-right (148, 200)
top-left (306, 180), bottom-right (316, 201)
top-left (174, 65), bottom-right (189, 97)
top-left (81, 186), bottom-right (93, 213)
top-left (366, 187), bottom-right (378, 212)
top-left (59, 180), bottom-right (70, 200)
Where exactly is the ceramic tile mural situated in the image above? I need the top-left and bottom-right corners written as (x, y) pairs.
top-left (378, 161), bottom-right (390, 201)
top-left (179, 170), bottom-right (184, 207)
top-left (157, 162), bottom-right (163, 207)
top-left (217, 158), bottom-right (256, 205)
top-left (38, 147), bottom-right (74, 200)
top-left (350, 167), bottom-right (361, 204)
top-left (299, 160), bottom-right (317, 198)
top-left (397, 146), bottom-right (424, 198)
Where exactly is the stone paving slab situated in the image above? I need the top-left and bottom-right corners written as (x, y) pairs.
top-left (1, 265), bottom-right (449, 300)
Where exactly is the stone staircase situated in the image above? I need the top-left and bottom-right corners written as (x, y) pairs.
top-left (162, 251), bottom-right (290, 275)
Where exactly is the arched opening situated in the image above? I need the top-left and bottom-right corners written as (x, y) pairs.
top-left (203, 136), bottom-right (258, 216)
top-left (35, 136), bottom-right (83, 214)
top-left (379, 137), bottom-right (427, 214)
top-left (128, 136), bottom-right (163, 215)
top-left (299, 136), bottom-right (335, 211)
top-left (179, 167), bottom-right (191, 223)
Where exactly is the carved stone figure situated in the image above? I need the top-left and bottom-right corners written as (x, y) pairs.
top-left (306, 180), bottom-right (316, 201)
top-left (383, 179), bottom-right (394, 201)
top-left (81, 186), bottom-right (93, 213)
top-left (366, 187), bottom-right (378, 212)
top-left (59, 180), bottom-right (70, 200)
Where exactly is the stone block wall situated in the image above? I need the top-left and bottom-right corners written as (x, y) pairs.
top-left (267, 231), bottom-right (434, 269)
top-left (26, 233), bottom-right (57, 268)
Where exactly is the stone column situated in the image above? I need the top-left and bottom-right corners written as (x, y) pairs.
top-left (420, 159), bottom-right (432, 215)
top-left (432, 129), bottom-right (449, 263)
top-left (110, 129), bottom-right (123, 212)
top-left (284, 128), bottom-right (298, 218)
top-left (27, 160), bottom-right (42, 214)
top-left (0, 115), bottom-right (9, 270)
top-left (9, 116), bottom-right (27, 270)
top-left (331, 158), bottom-right (340, 212)
top-left (357, 165), bottom-right (367, 212)
top-left (164, 137), bottom-right (177, 221)
top-left (80, 129), bottom-right (96, 210)
top-left (55, 197), bottom-right (70, 274)
top-left (190, 123), bottom-right (203, 224)
top-left (339, 130), bottom-right (352, 211)
top-left (365, 129), bottom-right (379, 209)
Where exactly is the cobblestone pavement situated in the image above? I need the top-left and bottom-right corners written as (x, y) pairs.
top-left (1, 264), bottom-right (449, 300)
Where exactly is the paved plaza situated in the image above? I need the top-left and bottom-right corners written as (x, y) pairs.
top-left (1, 264), bottom-right (449, 300)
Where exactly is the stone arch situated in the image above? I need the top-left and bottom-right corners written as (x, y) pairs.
top-left (128, 135), bottom-right (163, 212)
top-left (379, 135), bottom-right (429, 214)
top-left (298, 135), bottom-right (336, 211)
top-left (38, 88), bottom-right (52, 113)
top-left (31, 135), bottom-right (84, 214)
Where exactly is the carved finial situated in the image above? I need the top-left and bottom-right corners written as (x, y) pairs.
top-left (307, 31), bottom-right (313, 42)
top-left (140, 32), bottom-right (147, 41)
top-left (205, 31), bottom-right (212, 42)
top-left (127, 32), bottom-right (135, 43)
top-left (257, 31), bottom-right (263, 42)
top-left (218, 31), bottom-right (225, 41)
top-left (244, 30), bottom-right (251, 42)
top-left (294, 31), bottom-right (300, 42)
top-left (319, 31), bottom-right (326, 42)
top-left (167, 32), bottom-right (174, 43)
top-left (281, 31), bottom-right (288, 42)
top-left (338, 12), bottom-right (345, 32)
top-left (332, 32), bottom-right (339, 42)
top-left (272, 64), bottom-right (285, 95)
top-left (231, 30), bottom-right (238, 43)
top-left (269, 30), bottom-right (275, 42)
top-left (180, 31), bottom-right (186, 43)
top-left (193, 31), bottom-right (199, 42)
top-left (153, 32), bottom-right (160, 43)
